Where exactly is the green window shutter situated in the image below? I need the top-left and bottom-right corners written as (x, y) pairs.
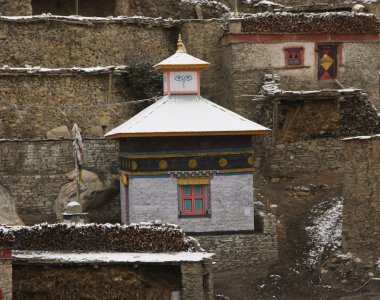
top-left (184, 199), bottom-right (192, 211)
top-left (195, 199), bottom-right (203, 211)
top-left (194, 185), bottom-right (202, 195)
top-left (184, 185), bottom-right (191, 195)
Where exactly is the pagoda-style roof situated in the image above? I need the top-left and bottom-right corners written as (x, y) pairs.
top-left (153, 34), bottom-right (209, 70)
top-left (154, 52), bottom-right (209, 70)
top-left (105, 95), bottom-right (269, 139)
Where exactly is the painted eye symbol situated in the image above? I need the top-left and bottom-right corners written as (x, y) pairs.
top-left (175, 74), bottom-right (193, 88)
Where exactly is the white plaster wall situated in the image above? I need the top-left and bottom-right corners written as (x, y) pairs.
top-left (232, 42), bottom-right (315, 71)
top-left (128, 174), bottom-right (254, 232)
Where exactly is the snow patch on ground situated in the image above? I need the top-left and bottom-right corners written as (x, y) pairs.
top-left (305, 197), bottom-right (343, 265)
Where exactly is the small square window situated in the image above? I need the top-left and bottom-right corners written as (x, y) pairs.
top-left (284, 47), bottom-right (304, 67)
top-left (178, 184), bottom-right (211, 217)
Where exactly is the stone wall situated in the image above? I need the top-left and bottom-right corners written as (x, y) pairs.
top-left (341, 136), bottom-right (380, 258)
top-left (32, 0), bottom-right (116, 17)
top-left (0, 249), bottom-right (12, 300)
top-left (196, 230), bottom-right (278, 271)
top-left (0, 18), bottom-right (174, 68)
top-left (0, 17), bottom-right (227, 137)
top-left (255, 137), bottom-right (344, 178)
top-left (0, 73), bottom-right (134, 138)
top-left (0, 0), bottom-right (31, 16)
top-left (181, 261), bottom-right (213, 300)
top-left (0, 139), bottom-right (119, 224)
top-left (129, 174), bottom-right (255, 232)
top-left (114, 0), bottom-right (229, 19)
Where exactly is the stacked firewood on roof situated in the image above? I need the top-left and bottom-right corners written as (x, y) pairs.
top-left (1, 222), bottom-right (202, 252)
top-left (242, 12), bottom-right (380, 33)
top-left (0, 226), bottom-right (15, 248)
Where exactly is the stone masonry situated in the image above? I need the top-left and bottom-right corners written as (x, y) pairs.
top-left (181, 261), bottom-right (214, 300)
top-left (0, 73), bottom-right (131, 138)
top-left (196, 214), bottom-right (278, 271)
top-left (0, 249), bottom-right (12, 300)
top-left (129, 174), bottom-right (254, 232)
top-left (0, 139), bottom-right (119, 224)
top-left (341, 135), bottom-right (380, 258)
top-left (256, 137), bottom-right (344, 178)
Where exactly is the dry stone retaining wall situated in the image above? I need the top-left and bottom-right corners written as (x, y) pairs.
top-left (196, 232), bottom-right (278, 271)
top-left (0, 139), bottom-right (119, 224)
top-left (0, 258), bottom-right (12, 300)
top-left (0, 18), bottom-right (174, 68)
top-left (0, 0), bottom-right (31, 15)
top-left (255, 137), bottom-right (344, 178)
top-left (342, 136), bottom-right (380, 258)
top-left (0, 73), bottom-right (134, 138)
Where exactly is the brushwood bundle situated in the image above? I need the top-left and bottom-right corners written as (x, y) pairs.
top-left (242, 12), bottom-right (380, 34)
top-left (2, 222), bottom-right (202, 252)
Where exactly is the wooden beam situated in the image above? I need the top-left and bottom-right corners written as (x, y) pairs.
top-left (272, 100), bottom-right (279, 146)
top-left (75, 0), bottom-right (79, 15)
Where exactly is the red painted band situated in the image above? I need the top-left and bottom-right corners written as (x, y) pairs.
top-left (223, 33), bottom-right (380, 44)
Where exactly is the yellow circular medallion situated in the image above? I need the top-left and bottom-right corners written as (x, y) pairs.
top-left (159, 160), bottom-right (168, 169)
top-left (131, 161), bottom-right (138, 170)
top-left (219, 158), bottom-right (228, 168)
top-left (247, 156), bottom-right (254, 166)
top-left (188, 159), bottom-right (198, 169)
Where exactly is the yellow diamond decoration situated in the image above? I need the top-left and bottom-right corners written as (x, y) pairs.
top-left (320, 54), bottom-right (334, 71)
top-left (131, 161), bottom-right (138, 170)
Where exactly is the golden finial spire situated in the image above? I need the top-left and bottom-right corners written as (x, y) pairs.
top-left (176, 34), bottom-right (186, 53)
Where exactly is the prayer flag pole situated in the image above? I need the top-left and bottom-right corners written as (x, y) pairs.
top-left (72, 124), bottom-right (84, 206)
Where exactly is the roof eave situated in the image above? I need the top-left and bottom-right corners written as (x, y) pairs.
top-left (154, 64), bottom-right (209, 71)
top-left (105, 130), bottom-right (270, 139)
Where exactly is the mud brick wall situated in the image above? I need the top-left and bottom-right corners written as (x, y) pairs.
top-left (0, 139), bottom-right (119, 224)
top-left (342, 136), bottom-right (380, 258)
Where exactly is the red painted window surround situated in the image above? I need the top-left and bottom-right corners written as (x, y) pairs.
top-left (283, 47), bottom-right (304, 67)
top-left (180, 185), bottom-right (207, 216)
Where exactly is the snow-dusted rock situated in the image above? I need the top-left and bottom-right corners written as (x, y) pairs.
top-left (46, 125), bottom-right (71, 139)
top-left (54, 170), bottom-right (119, 221)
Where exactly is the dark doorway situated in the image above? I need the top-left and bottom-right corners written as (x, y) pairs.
top-left (32, 0), bottom-right (116, 17)
top-left (317, 45), bottom-right (338, 80)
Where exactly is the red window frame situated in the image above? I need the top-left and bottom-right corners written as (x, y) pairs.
top-left (284, 47), bottom-right (304, 67)
top-left (180, 185), bottom-right (207, 216)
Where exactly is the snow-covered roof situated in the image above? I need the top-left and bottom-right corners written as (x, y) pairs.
top-left (105, 95), bottom-right (269, 139)
top-left (0, 65), bottom-right (128, 75)
top-left (13, 250), bottom-right (213, 264)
